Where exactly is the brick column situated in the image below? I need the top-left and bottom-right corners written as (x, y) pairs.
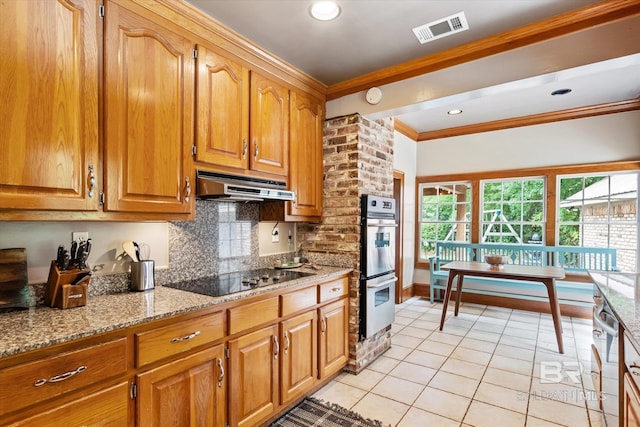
top-left (298, 113), bottom-right (394, 373)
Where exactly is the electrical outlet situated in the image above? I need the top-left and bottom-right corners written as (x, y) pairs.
top-left (271, 227), bottom-right (280, 243)
top-left (72, 231), bottom-right (89, 243)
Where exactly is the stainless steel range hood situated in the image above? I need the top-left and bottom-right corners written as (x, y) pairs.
top-left (195, 170), bottom-right (295, 202)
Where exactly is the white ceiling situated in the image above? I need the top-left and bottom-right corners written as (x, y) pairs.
top-left (185, 0), bottom-right (640, 136)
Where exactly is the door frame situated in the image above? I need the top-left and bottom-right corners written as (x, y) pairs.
top-left (393, 170), bottom-right (404, 304)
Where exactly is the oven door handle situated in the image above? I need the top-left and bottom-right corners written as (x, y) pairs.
top-left (366, 219), bottom-right (398, 227)
top-left (367, 277), bottom-right (398, 288)
top-left (593, 305), bottom-right (618, 338)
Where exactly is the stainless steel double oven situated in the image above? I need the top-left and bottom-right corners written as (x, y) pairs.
top-left (360, 194), bottom-right (397, 340)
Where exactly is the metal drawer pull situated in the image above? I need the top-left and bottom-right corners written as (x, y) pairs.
top-left (331, 287), bottom-right (341, 292)
top-left (273, 335), bottom-right (279, 359)
top-left (593, 306), bottom-right (618, 337)
top-left (629, 364), bottom-right (640, 376)
top-left (242, 138), bottom-right (248, 160)
top-left (171, 330), bottom-right (201, 343)
top-left (217, 358), bottom-right (224, 388)
top-left (321, 317), bottom-right (326, 336)
top-left (184, 176), bottom-right (191, 203)
top-left (284, 332), bottom-right (290, 355)
top-left (88, 165), bottom-right (95, 197)
top-left (34, 365), bottom-right (87, 387)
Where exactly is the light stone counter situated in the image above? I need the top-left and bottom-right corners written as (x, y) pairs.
top-left (0, 266), bottom-right (352, 358)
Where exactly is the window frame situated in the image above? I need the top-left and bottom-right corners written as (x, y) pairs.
top-left (414, 160), bottom-right (640, 271)
top-left (556, 171), bottom-right (639, 273)
top-left (417, 181), bottom-right (472, 262)
top-left (479, 176), bottom-right (546, 245)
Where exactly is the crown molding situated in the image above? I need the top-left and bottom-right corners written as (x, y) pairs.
top-left (397, 98), bottom-right (640, 142)
top-left (326, 0), bottom-right (640, 101)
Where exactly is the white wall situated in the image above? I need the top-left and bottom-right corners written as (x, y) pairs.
top-left (393, 131), bottom-right (417, 289)
top-left (0, 222), bottom-right (169, 284)
top-left (412, 110), bottom-right (640, 285)
top-left (416, 111), bottom-right (640, 176)
top-left (258, 221), bottom-right (296, 256)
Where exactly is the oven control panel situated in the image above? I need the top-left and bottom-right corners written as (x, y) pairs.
top-left (362, 194), bottom-right (396, 218)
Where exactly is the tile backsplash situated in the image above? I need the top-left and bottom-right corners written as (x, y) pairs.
top-left (166, 201), bottom-right (260, 283)
top-left (0, 200), bottom-right (353, 306)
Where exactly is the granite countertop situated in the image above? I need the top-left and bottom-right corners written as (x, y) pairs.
top-left (0, 266), bottom-right (352, 359)
top-left (589, 270), bottom-right (640, 347)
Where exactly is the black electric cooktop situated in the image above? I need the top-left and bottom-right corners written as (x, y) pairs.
top-left (164, 268), bottom-right (315, 298)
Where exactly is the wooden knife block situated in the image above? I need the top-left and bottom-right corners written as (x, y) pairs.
top-left (45, 261), bottom-right (90, 309)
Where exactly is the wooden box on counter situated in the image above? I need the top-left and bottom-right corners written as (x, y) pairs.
top-left (45, 261), bottom-right (90, 309)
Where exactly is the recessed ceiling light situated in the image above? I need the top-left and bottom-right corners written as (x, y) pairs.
top-left (310, 1), bottom-right (341, 21)
top-left (551, 88), bottom-right (572, 96)
top-left (447, 109), bottom-right (463, 115)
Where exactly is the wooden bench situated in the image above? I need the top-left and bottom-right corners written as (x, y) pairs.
top-left (428, 242), bottom-right (618, 307)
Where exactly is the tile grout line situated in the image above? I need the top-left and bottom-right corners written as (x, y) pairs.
top-left (338, 298), bottom-right (598, 426)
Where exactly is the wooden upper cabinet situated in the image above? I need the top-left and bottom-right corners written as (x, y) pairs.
top-left (103, 1), bottom-right (194, 214)
top-left (288, 91), bottom-right (324, 221)
top-left (0, 0), bottom-right (99, 211)
top-left (249, 73), bottom-right (289, 177)
top-left (195, 44), bottom-right (250, 170)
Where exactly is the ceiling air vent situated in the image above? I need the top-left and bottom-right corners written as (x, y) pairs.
top-left (412, 12), bottom-right (469, 44)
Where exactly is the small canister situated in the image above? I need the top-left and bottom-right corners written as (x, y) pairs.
top-left (130, 260), bottom-right (155, 291)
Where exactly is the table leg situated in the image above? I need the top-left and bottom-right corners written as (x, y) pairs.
top-left (543, 278), bottom-right (564, 354)
top-left (439, 271), bottom-right (458, 331)
top-left (454, 274), bottom-right (465, 316)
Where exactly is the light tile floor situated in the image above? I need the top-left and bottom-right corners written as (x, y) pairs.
top-left (313, 297), bottom-right (604, 427)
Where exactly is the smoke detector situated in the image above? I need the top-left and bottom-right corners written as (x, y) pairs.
top-left (412, 12), bottom-right (469, 44)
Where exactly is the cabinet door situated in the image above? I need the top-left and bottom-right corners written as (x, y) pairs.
top-left (287, 91), bottom-right (324, 221)
top-left (624, 373), bottom-right (640, 427)
top-left (8, 381), bottom-right (129, 427)
top-left (104, 1), bottom-right (194, 214)
top-left (137, 345), bottom-right (226, 427)
top-left (228, 324), bottom-right (279, 427)
top-left (249, 73), bottom-right (289, 177)
top-left (0, 0), bottom-right (99, 211)
top-left (318, 298), bottom-right (349, 379)
top-left (195, 45), bottom-right (250, 170)
top-left (281, 310), bottom-right (317, 405)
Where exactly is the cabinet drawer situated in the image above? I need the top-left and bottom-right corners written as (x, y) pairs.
top-left (281, 286), bottom-right (317, 316)
top-left (624, 333), bottom-right (640, 390)
top-left (136, 311), bottom-right (224, 368)
top-left (0, 338), bottom-right (127, 416)
top-left (318, 277), bottom-right (348, 303)
top-left (8, 381), bottom-right (129, 427)
top-left (228, 296), bottom-right (278, 335)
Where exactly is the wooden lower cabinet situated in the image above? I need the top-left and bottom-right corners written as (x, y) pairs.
top-left (137, 345), bottom-right (226, 427)
top-left (8, 381), bottom-right (129, 427)
top-left (228, 324), bottom-right (280, 427)
top-left (280, 310), bottom-right (317, 406)
top-left (319, 298), bottom-right (349, 379)
top-left (0, 274), bottom-right (349, 427)
top-left (228, 293), bottom-right (348, 426)
top-left (624, 373), bottom-right (640, 426)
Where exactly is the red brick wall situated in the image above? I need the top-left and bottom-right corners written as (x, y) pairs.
top-left (298, 113), bottom-right (395, 373)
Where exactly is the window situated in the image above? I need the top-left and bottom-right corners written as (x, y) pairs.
top-left (418, 181), bottom-right (471, 260)
top-left (558, 172), bottom-right (638, 272)
top-left (480, 178), bottom-right (545, 244)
